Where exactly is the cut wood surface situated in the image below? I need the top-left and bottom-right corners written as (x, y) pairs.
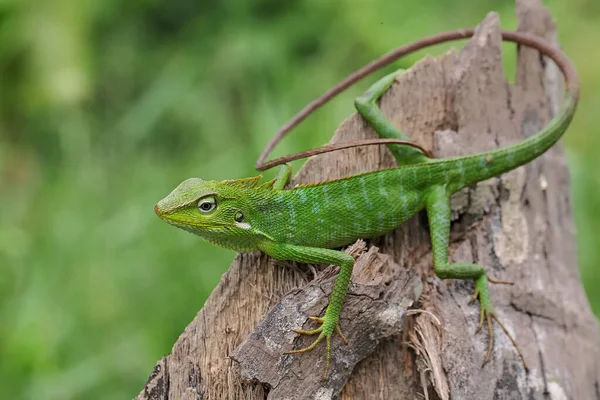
top-left (137, 1), bottom-right (600, 399)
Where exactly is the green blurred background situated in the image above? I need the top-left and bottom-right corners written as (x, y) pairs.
top-left (0, 0), bottom-right (598, 398)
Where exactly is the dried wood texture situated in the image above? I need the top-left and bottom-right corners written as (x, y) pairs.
top-left (137, 1), bottom-right (600, 399)
top-left (231, 241), bottom-right (422, 398)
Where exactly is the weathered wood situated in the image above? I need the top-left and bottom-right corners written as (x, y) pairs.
top-left (136, 1), bottom-right (600, 399)
top-left (230, 241), bottom-right (422, 398)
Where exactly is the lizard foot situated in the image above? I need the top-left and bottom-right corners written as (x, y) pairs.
top-left (470, 278), bottom-right (529, 372)
top-left (285, 316), bottom-right (349, 380)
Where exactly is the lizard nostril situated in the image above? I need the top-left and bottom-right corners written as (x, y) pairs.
top-left (154, 204), bottom-right (161, 216)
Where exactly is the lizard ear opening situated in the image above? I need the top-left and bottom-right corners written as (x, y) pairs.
top-left (234, 211), bottom-right (244, 222)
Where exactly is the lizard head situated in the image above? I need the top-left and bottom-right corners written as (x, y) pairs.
top-left (154, 175), bottom-right (264, 250)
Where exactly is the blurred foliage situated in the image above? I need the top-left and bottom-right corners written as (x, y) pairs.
top-left (0, 0), bottom-right (598, 398)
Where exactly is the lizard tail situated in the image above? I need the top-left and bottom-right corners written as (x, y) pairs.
top-left (449, 89), bottom-right (578, 193)
top-left (444, 36), bottom-right (580, 193)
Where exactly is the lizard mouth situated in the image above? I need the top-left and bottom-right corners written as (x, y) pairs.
top-left (154, 206), bottom-right (229, 231)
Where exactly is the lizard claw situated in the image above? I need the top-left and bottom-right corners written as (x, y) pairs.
top-left (336, 324), bottom-right (349, 345)
top-left (488, 276), bottom-right (515, 285)
top-left (481, 311), bottom-right (529, 372)
top-left (476, 304), bottom-right (485, 333)
top-left (285, 315), bottom-right (349, 380)
top-left (293, 326), bottom-right (323, 336)
top-left (305, 316), bottom-right (348, 343)
top-left (471, 281), bottom-right (529, 371)
top-left (469, 287), bottom-right (480, 305)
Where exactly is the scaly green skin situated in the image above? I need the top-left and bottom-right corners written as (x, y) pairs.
top-left (155, 69), bottom-right (576, 379)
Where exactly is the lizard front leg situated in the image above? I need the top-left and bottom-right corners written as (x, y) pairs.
top-left (259, 241), bottom-right (355, 380)
top-left (425, 186), bottom-right (528, 370)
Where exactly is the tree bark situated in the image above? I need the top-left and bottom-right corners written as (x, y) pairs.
top-left (136, 1), bottom-right (600, 399)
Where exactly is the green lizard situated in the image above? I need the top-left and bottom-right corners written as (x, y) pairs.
top-left (154, 31), bottom-right (578, 379)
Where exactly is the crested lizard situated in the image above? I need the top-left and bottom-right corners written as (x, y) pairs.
top-left (154, 30), bottom-right (579, 380)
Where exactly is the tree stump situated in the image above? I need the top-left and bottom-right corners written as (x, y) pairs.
top-left (136, 1), bottom-right (600, 399)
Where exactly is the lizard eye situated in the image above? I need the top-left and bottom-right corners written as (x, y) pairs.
top-left (198, 196), bottom-right (217, 213)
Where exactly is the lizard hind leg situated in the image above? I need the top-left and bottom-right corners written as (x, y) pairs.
top-left (354, 69), bottom-right (431, 166)
top-left (426, 187), bottom-right (528, 371)
top-left (272, 163), bottom-right (293, 190)
top-left (438, 262), bottom-right (529, 372)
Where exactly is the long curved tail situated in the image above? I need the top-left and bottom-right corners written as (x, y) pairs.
top-left (448, 89), bottom-right (578, 193)
top-left (257, 29), bottom-right (580, 175)
top-left (443, 41), bottom-right (579, 192)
